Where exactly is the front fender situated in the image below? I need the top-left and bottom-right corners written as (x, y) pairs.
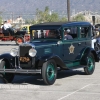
top-left (0, 53), bottom-right (19, 68)
top-left (0, 53), bottom-right (15, 65)
top-left (80, 47), bottom-right (99, 65)
top-left (36, 54), bottom-right (67, 69)
top-left (0, 53), bottom-right (14, 60)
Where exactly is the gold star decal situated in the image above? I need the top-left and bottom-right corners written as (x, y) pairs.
top-left (69, 44), bottom-right (75, 54)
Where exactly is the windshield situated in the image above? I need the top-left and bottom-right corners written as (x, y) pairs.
top-left (22, 27), bottom-right (27, 31)
top-left (32, 29), bottom-right (61, 40)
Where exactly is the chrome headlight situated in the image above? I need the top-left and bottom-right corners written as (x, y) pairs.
top-left (10, 48), bottom-right (18, 57)
top-left (29, 48), bottom-right (37, 57)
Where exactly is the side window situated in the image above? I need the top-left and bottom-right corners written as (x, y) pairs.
top-left (80, 26), bottom-right (90, 38)
top-left (63, 27), bottom-right (78, 40)
top-left (22, 26), bottom-right (27, 31)
top-left (33, 30), bottom-right (61, 39)
top-left (70, 27), bottom-right (78, 39)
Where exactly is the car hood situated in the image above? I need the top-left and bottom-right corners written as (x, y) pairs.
top-left (20, 40), bottom-right (60, 49)
top-left (30, 40), bottom-right (58, 48)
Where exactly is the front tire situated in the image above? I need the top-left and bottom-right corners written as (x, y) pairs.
top-left (84, 53), bottom-right (95, 75)
top-left (42, 60), bottom-right (57, 85)
top-left (0, 60), bottom-right (14, 83)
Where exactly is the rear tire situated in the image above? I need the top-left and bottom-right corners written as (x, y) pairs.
top-left (0, 60), bottom-right (14, 83)
top-left (42, 60), bottom-right (57, 85)
top-left (84, 53), bottom-right (95, 75)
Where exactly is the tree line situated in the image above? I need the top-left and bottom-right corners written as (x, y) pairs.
top-left (0, 6), bottom-right (86, 25)
top-left (26, 6), bottom-right (85, 24)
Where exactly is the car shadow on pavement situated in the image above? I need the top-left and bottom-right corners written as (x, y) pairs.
top-left (57, 69), bottom-right (85, 79)
top-left (0, 69), bottom-right (85, 85)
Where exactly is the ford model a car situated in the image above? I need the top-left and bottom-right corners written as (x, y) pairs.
top-left (0, 21), bottom-right (99, 85)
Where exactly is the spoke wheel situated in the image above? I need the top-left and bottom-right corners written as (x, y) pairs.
top-left (84, 53), bottom-right (95, 75)
top-left (42, 60), bottom-right (57, 85)
top-left (47, 63), bottom-right (55, 81)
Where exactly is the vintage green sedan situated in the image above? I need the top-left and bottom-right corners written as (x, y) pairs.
top-left (0, 21), bottom-right (99, 85)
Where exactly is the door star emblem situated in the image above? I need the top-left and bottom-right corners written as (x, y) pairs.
top-left (69, 44), bottom-right (75, 54)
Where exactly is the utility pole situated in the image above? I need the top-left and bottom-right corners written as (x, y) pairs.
top-left (92, 16), bottom-right (95, 26)
top-left (11, 12), bottom-right (14, 24)
top-left (67, 0), bottom-right (70, 21)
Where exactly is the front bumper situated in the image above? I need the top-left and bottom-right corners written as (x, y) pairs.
top-left (0, 69), bottom-right (41, 74)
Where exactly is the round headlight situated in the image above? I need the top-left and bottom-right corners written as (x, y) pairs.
top-left (10, 48), bottom-right (18, 57)
top-left (29, 48), bottom-right (37, 57)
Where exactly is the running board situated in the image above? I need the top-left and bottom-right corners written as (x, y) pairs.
top-left (0, 69), bottom-right (41, 74)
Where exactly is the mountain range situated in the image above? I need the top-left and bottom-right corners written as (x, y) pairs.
top-left (0, 0), bottom-right (100, 17)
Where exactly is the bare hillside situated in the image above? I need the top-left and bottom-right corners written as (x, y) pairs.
top-left (0, 0), bottom-right (100, 14)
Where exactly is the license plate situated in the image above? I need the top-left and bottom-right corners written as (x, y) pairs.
top-left (20, 57), bottom-right (30, 62)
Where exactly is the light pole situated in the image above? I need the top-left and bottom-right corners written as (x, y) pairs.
top-left (67, 0), bottom-right (70, 21)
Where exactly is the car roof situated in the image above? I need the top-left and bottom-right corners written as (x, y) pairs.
top-left (30, 21), bottom-right (91, 30)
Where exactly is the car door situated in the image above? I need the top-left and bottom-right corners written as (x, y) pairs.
top-left (62, 26), bottom-right (91, 62)
top-left (63, 40), bottom-right (84, 62)
top-left (63, 26), bottom-right (85, 62)
top-left (62, 27), bottom-right (78, 61)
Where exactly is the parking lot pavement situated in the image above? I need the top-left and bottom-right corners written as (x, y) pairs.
top-left (0, 41), bottom-right (17, 54)
top-left (0, 42), bottom-right (100, 100)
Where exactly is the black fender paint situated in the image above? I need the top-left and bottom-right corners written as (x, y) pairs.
top-left (0, 53), bottom-right (14, 60)
top-left (0, 53), bottom-right (17, 68)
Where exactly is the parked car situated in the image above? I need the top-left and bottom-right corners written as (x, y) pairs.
top-left (0, 27), bottom-right (30, 45)
top-left (93, 24), bottom-right (100, 51)
top-left (21, 25), bottom-right (30, 34)
top-left (0, 21), bottom-right (99, 85)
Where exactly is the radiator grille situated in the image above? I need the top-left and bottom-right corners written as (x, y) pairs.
top-left (19, 45), bottom-right (34, 68)
top-left (19, 45), bottom-right (32, 57)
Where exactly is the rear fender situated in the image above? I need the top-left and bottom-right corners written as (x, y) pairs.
top-left (80, 47), bottom-right (99, 65)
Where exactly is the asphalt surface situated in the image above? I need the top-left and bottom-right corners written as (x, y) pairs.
top-left (0, 41), bottom-right (100, 100)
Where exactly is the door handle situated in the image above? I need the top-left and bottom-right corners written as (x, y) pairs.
top-left (78, 43), bottom-right (81, 45)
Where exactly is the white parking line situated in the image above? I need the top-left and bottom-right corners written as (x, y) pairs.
top-left (58, 83), bottom-right (91, 100)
